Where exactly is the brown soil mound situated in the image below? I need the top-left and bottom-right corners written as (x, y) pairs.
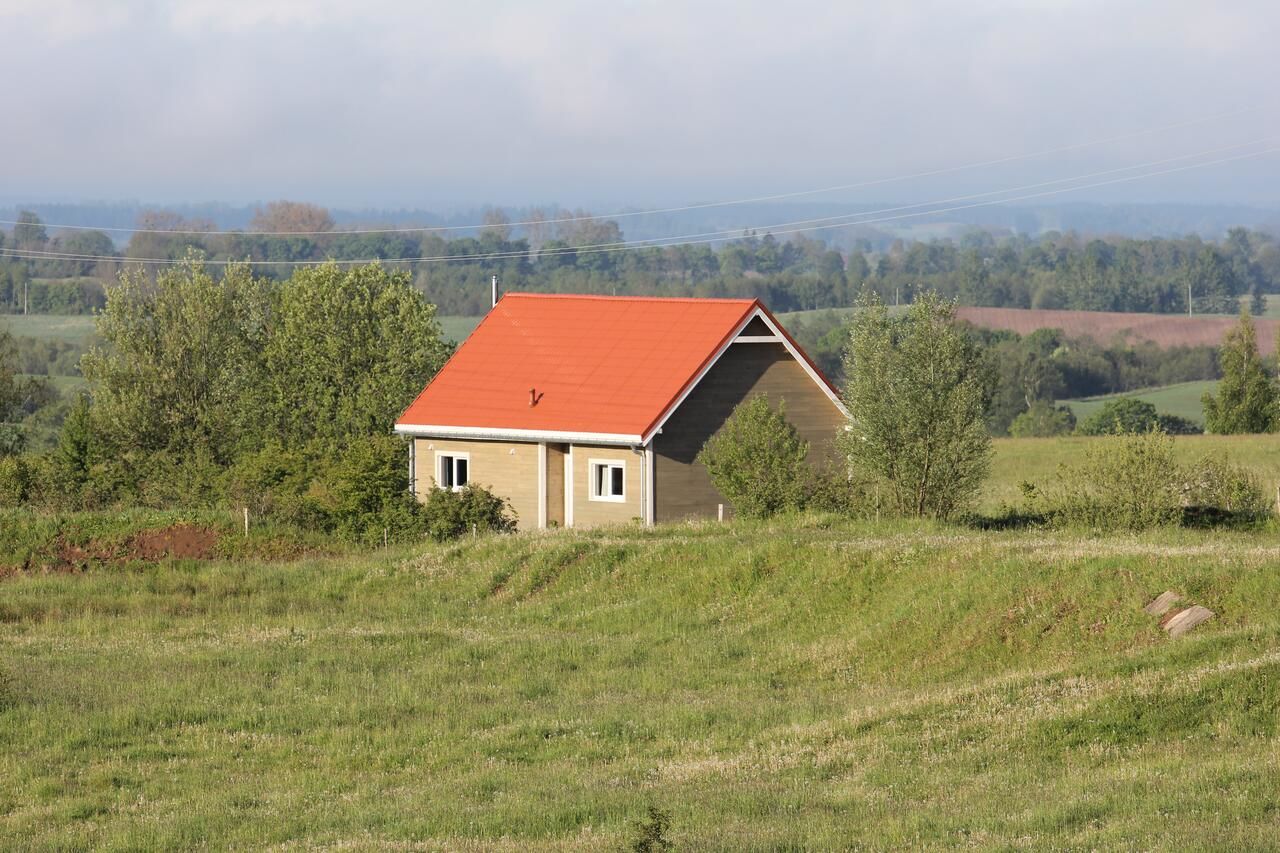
top-left (126, 525), bottom-right (220, 561)
top-left (13, 524), bottom-right (224, 575)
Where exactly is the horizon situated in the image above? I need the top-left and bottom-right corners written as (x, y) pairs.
top-left (2, 1), bottom-right (1278, 214)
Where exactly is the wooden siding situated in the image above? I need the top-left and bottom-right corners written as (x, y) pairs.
top-left (653, 341), bottom-right (844, 523)
top-left (569, 443), bottom-right (645, 528)
top-left (413, 437), bottom-right (540, 530)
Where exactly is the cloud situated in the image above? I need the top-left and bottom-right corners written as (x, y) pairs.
top-left (0, 0), bottom-right (1277, 206)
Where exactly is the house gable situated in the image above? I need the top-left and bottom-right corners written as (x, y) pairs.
top-left (651, 338), bottom-right (846, 523)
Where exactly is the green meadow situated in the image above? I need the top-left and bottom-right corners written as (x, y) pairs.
top-left (3, 434), bottom-right (1280, 849)
top-left (0, 314), bottom-right (97, 345)
top-left (1061, 380), bottom-right (1219, 426)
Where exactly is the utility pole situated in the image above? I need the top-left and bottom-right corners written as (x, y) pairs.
top-left (23, 278), bottom-right (28, 315)
top-left (1188, 279), bottom-right (1193, 317)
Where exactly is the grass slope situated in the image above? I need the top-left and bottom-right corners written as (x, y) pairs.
top-left (2, 516), bottom-right (1279, 848)
top-left (1061, 380), bottom-right (1218, 426)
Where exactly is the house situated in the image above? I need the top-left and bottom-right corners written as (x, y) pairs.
top-left (394, 293), bottom-right (847, 529)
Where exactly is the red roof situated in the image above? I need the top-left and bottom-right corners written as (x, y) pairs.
top-left (396, 293), bottom-right (833, 440)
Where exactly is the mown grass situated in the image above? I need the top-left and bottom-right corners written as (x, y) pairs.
top-left (1061, 380), bottom-right (1219, 426)
top-left (2, 515), bottom-right (1279, 848)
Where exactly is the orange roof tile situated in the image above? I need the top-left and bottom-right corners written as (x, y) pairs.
top-left (396, 293), bottom-right (830, 440)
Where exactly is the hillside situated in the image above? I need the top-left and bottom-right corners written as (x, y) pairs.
top-left (2, 512), bottom-right (1278, 848)
top-left (955, 306), bottom-right (1275, 353)
top-left (1061, 380), bottom-right (1218, 426)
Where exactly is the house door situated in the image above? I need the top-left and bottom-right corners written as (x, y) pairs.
top-left (545, 443), bottom-right (567, 528)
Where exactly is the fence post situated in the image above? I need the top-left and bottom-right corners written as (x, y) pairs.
top-left (717, 503), bottom-right (724, 523)
top-left (243, 507), bottom-right (249, 538)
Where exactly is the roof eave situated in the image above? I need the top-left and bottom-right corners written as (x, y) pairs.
top-left (394, 423), bottom-right (644, 446)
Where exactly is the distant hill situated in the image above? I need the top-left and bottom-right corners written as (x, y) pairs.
top-left (955, 306), bottom-right (1275, 353)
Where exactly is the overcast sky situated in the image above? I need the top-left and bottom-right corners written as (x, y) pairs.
top-left (2, 0), bottom-right (1278, 210)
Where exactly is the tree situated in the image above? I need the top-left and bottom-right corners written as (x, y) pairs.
top-left (1202, 311), bottom-right (1277, 433)
top-left (82, 257), bottom-right (270, 461)
top-left (696, 395), bottom-right (810, 518)
top-left (249, 200), bottom-right (334, 234)
top-left (840, 291), bottom-right (991, 518)
top-left (1009, 401), bottom-right (1075, 437)
top-left (0, 324), bottom-right (26, 456)
top-left (1076, 398), bottom-right (1160, 435)
top-left (13, 210), bottom-right (47, 249)
top-left (263, 262), bottom-right (450, 447)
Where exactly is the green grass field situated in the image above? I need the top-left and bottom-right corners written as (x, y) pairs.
top-left (438, 315), bottom-right (482, 344)
top-left (1060, 380), bottom-right (1219, 426)
top-left (4, 473), bottom-right (1280, 847)
top-left (0, 314), bottom-right (97, 344)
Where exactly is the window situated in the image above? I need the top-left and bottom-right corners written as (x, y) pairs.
top-left (589, 460), bottom-right (625, 502)
top-left (437, 453), bottom-right (469, 491)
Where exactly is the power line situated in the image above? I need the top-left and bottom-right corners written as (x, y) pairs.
top-left (0, 108), bottom-right (1257, 238)
top-left (3, 142), bottom-right (1276, 268)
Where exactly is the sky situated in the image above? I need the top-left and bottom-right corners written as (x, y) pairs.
top-left (2, 0), bottom-right (1279, 212)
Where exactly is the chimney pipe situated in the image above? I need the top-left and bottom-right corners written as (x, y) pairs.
top-left (492, 274), bottom-right (499, 308)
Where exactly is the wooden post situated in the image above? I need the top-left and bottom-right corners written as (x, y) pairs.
top-left (243, 507), bottom-right (249, 538)
top-left (717, 503), bottom-right (724, 522)
top-left (383, 528), bottom-right (388, 548)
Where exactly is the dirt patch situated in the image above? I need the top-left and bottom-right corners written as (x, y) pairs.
top-left (3, 524), bottom-right (224, 578)
top-left (126, 525), bottom-right (220, 561)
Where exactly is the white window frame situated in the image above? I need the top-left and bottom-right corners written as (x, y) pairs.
top-left (435, 451), bottom-right (470, 492)
top-left (588, 458), bottom-right (626, 503)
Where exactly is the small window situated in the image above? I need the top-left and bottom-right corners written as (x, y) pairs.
top-left (437, 453), bottom-right (469, 491)
top-left (589, 460), bottom-right (625, 502)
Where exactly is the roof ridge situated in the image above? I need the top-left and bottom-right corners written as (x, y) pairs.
top-left (500, 292), bottom-right (758, 305)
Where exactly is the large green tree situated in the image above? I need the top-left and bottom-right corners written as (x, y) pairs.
top-left (840, 291), bottom-right (991, 519)
top-left (82, 258), bottom-right (270, 461)
top-left (1202, 311), bottom-right (1277, 434)
top-left (263, 262), bottom-right (450, 447)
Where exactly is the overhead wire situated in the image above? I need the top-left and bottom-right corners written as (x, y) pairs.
top-left (2, 138), bottom-right (1277, 268)
top-left (0, 107), bottom-right (1256, 237)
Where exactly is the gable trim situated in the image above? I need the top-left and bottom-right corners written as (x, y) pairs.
top-left (639, 306), bottom-right (849, 445)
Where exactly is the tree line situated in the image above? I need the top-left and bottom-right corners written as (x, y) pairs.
top-left (4, 203), bottom-right (1280, 317)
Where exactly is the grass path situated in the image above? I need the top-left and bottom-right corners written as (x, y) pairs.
top-left (2, 518), bottom-right (1279, 848)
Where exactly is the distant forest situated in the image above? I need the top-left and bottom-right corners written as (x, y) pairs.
top-left (2, 201), bottom-right (1280, 317)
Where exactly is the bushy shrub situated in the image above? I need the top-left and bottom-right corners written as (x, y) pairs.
top-left (1157, 413), bottom-right (1202, 435)
top-left (1009, 401), bottom-right (1076, 437)
top-left (697, 395), bottom-right (811, 519)
top-left (0, 456), bottom-right (32, 506)
top-left (1029, 431), bottom-right (1272, 530)
top-left (800, 464), bottom-right (867, 515)
top-left (421, 484), bottom-right (516, 542)
top-left (321, 435), bottom-right (429, 544)
top-left (1030, 430), bottom-right (1183, 530)
top-left (1180, 454), bottom-right (1271, 523)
